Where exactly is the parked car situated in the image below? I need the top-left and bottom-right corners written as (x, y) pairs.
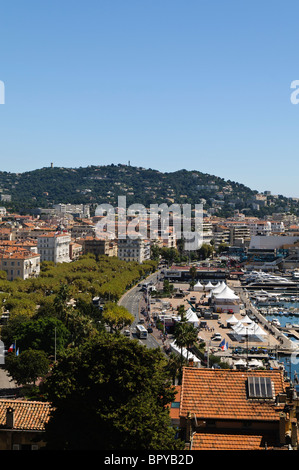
top-left (211, 334), bottom-right (222, 341)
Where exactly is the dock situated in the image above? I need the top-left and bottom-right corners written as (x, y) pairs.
top-left (235, 287), bottom-right (299, 355)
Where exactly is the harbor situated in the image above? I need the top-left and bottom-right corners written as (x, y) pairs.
top-left (140, 267), bottom-right (299, 380)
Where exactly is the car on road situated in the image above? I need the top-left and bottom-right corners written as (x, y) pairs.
top-left (147, 327), bottom-right (153, 333)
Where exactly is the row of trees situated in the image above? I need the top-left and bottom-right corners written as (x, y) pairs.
top-left (151, 242), bottom-right (215, 265)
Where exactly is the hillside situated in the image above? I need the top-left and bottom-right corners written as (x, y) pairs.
top-left (0, 164), bottom-right (297, 218)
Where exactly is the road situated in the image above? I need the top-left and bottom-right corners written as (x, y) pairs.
top-left (119, 270), bottom-right (163, 350)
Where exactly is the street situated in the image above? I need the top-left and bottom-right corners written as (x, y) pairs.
top-left (119, 270), bottom-right (163, 350)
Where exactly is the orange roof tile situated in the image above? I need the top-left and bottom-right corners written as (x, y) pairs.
top-left (191, 431), bottom-right (277, 450)
top-left (180, 368), bottom-right (286, 422)
top-left (0, 399), bottom-right (52, 431)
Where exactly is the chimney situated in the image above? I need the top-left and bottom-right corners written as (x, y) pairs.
top-left (6, 407), bottom-right (14, 429)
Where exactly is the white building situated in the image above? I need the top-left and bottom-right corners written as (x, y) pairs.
top-left (0, 250), bottom-right (40, 281)
top-left (37, 232), bottom-right (71, 263)
top-left (117, 238), bottom-right (150, 263)
top-left (249, 221), bottom-right (272, 236)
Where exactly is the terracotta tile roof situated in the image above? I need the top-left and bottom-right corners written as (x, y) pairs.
top-left (180, 368), bottom-right (286, 422)
top-left (0, 248), bottom-right (40, 260)
top-left (191, 431), bottom-right (277, 450)
top-left (37, 232), bottom-right (70, 238)
top-left (0, 399), bottom-right (52, 431)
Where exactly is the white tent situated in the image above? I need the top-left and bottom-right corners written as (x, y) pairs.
top-left (194, 280), bottom-right (203, 291)
top-left (209, 281), bottom-right (226, 298)
top-left (234, 358), bottom-right (246, 368)
top-left (213, 286), bottom-right (239, 301)
top-left (185, 308), bottom-right (199, 327)
top-left (205, 281), bottom-right (215, 290)
top-left (248, 358), bottom-right (263, 368)
top-left (248, 322), bottom-right (267, 336)
top-left (241, 315), bottom-right (253, 324)
top-left (170, 341), bottom-right (201, 365)
top-left (226, 314), bottom-right (239, 325)
top-left (231, 321), bottom-right (267, 336)
top-left (231, 321), bottom-right (246, 334)
top-left (212, 281), bottom-right (226, 293)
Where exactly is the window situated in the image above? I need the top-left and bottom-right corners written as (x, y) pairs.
top-left (171, 402), bottom-right (180, 408)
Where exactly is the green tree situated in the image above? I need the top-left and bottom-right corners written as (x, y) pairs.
top-left (5, 349), bottom-right (50, 386)
top-left (5, 317), bottom-right (71, 356)
top-left (189, 265), bottom-right (197, 281)
top-left (102, 302), bottom-right (134, 333)
top-left (41, 333), bottom-right (184, 450)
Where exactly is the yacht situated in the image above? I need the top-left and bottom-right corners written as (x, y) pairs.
top-left (242, 270), bottom-right (297, 288)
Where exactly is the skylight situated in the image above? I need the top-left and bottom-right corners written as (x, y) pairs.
top-left (247, 376), bottom-right (273, 399)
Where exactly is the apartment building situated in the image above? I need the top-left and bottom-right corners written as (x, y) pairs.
top-left (213, 225), bottom-right (230, 249)
top-left (69, 241), bottom-right (83, 261)
top-left (249, 220), bottom-right (272, 236)
top-left (117, 238), bottom-right (150, 263)
top-left (0, 249), bottom-right (40, 281)
top-left (37, 232), bottom-right (71, 263)
top-left (81, 237), bottom-right (118, 258)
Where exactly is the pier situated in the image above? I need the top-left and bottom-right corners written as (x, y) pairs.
top-left (235, 286), bottom-right (299, 355)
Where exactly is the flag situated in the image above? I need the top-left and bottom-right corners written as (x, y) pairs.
top-left (219, 339), bottom-right (228, 351)
top-left (16, 348), bottom-right (19, 356)
top-left (8, 344), bottom-right (14, 353)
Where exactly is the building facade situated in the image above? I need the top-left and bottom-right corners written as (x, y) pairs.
top-left (0, 250), bottom-right (40, 281)
top-left (37, 232), bottom-right (71, 263)
top-left (117, 238), bottom-right (150, 263)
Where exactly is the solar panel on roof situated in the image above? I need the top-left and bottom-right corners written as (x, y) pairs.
top-left (247, 376), bottom-right (273, 399)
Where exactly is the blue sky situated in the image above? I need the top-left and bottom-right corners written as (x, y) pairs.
top-left (0, 0), bottom-right (299, 197)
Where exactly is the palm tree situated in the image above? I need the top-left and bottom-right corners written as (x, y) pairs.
top-left (173, 305), bottom-right (198, 383)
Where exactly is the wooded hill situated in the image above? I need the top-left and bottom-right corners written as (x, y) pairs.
top-left (0, 164), bottom-right (297, 218)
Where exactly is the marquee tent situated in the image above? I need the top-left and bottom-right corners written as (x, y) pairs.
top-left (212, 281), bottom-right (226, 293)
top-left (194, 280), bottom-right (203, 291)
top-left (185, 308), bottom-right (199, 327)
top-left (241, 315), bottom-right (253, 324)
top-left (205, 281), bottom-right (215, 290)
top-left (169, 341), bottom-right (201, 365)
top-left (231, 321), bottom-right (267, 337)
top-left (209, 281), bottom-right (226, 297)
top-left (226, 314), bottom-right (239, 325)
top-left (213, 286), bottom-right (239, 301)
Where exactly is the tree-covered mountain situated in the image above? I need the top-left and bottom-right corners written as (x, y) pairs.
top-left (0, 164), bottom-right (297, 217)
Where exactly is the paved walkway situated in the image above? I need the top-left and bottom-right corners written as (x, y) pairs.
top-left (0, 368), bottom-right (18, 397)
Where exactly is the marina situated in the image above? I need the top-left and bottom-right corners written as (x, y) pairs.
top-left (143, 266), bottom-right (299, 383)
